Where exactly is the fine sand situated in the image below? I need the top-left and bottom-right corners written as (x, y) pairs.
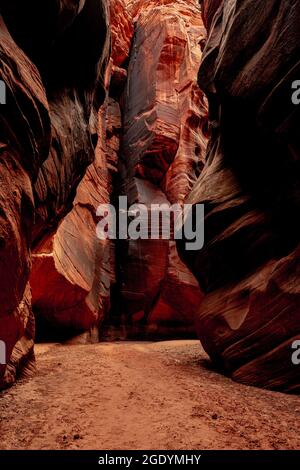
top-left (1, 340), bottom-right (300, 450)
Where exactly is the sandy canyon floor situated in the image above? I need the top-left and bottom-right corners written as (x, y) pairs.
top-left (0, 340), bottom-right (300, 450)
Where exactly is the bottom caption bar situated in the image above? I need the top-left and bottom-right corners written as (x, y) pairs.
top-left (0, 451), bottom-right (299, 465)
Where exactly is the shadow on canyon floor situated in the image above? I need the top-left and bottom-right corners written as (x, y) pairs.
top-left (1, 340), bottom-right (300, 450)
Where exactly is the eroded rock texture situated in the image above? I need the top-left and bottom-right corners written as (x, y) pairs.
top-left (114, 0), bottom-right (207, 337)
top-left (178, 0), bottom-right (300, 392)
top-left (29, 0), bottom-right (207, 340)
top-left (0, 0), bottom-right (109, 386)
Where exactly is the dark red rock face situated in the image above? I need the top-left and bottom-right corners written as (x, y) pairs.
top-left (0, 1), bottom-right (109, 387)
top-left (200, 0), bottom-right (222, 29)
top-left (0, 17), bottom-right (50, 387)
top-left (178, 0), bottom-right (300, 392)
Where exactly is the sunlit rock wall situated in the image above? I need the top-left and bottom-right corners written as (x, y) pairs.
top-left (115, 0), bottom-right (207, 338)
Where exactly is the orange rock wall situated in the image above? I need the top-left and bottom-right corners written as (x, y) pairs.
top-left (118, 0), bottom-right (207, 337)
top-left (30, 0), bottom-right (208, 339)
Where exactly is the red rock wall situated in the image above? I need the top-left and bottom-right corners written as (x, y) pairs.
top-left (0, 0), bottom-right (109, 387)
top-left (178, 0), bottom-right (300, 392)
top-left (29, 0), bottom-right (208, 340)
top-left (114, 0), bottom-right (207, 338)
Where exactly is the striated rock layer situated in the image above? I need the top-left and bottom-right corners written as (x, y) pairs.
top-left (178, 0), bottom-right (300, 392)
top-left (31, 93), bottom-right (119, 336)
top-left (0, 0), bottom-right (109, 387)
top-left (30, 1), bottom-right (128, 337)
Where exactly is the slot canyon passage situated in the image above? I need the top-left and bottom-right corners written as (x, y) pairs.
top-left (1, 0), bottom-right (300, 451)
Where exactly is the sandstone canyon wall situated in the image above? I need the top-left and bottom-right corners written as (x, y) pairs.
top-left (178, 0), bottom-right (300, 392)
top-left (0, 0), bottom-right (207, 388)
top-left (0, 0), bottom-right (109, 387)
top-left (29, 0), bottom-right (208, 340)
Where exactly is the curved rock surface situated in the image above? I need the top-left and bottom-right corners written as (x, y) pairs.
top-left (31, 96), bottom-right (119, 335)
top-left (30, 1), bottom-right (126, 336)
top-left (0, 17), bottom-right (50, 388)
top-left (0, 1), bottom-right (109, 386)
top-left (178, 0), bottom-right (300, 392)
